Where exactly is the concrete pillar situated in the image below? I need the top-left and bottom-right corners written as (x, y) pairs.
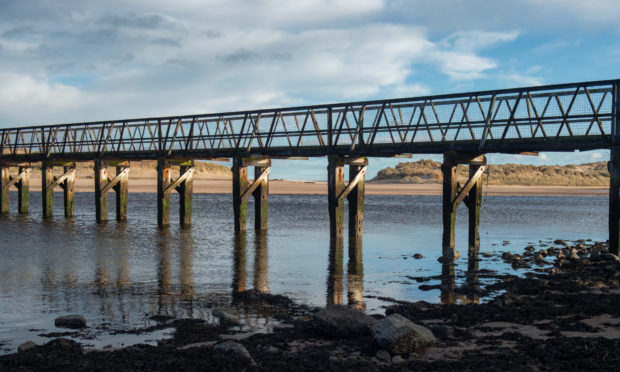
top-left (328, 156), bottom-right (345, 238)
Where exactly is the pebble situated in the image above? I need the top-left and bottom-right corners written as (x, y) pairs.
top-left (55, 314), bottom-right (87, 329)
top-left (375, 349), bottom-right (391, 362)
top-left (392, 355), bottom-right (405, 365)
top-left (413, 253), bottom-right (423, 259)
top-left (17, 341), bottom-right (37, 352)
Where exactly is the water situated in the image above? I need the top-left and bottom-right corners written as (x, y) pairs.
top-left (0, 191), bottom-right (608, 353)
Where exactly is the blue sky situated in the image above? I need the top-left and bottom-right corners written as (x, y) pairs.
top-left (0, 0), bottom-right (619, 180)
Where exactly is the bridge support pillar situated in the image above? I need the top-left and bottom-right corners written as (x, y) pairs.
top-left (157, 158), bottom-right (194, 227)
top-left (0, 165), bottom-right (8, 215)
top-left (441, 152), bottom-right (486, 262)
top-left (17, 166), bottom-right (30, 214)
top-left (328, 156), bottom-right (367, 238)
top-left (232, 157), bottom-right (271, 232)
top-left (1, 164), bottom-right (31, 215)
top-left (610, 149), bottom-right (620, 255)
top-left (41, 161), bottom-right (76, 218)
top-left (95, 160), bottom-right (130, 222)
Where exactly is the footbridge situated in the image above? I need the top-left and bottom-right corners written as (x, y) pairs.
top-left (1, 79), bottom-right (619, 259)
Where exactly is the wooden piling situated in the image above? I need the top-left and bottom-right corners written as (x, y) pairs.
top-left (610, 149), bottom-right (620, 255)
top-left (0, 165), bottom-right (8, 215)
top-left (17, 167), bottom-right (29, 214)
top-left (442, 152), bottom-right (486, 262)
top-left (441, 154), bottom-right (458, 259)
top-left (41, 162), bottom-right (54, 218)
top-left (254, 165), bottom-right (269, 230)
top-left (94, 159), bottom-right (109, 222)
top-left (157, 158), bottom-right (171, 227)
top-left (467, 163), bottom-right (484, 255)
top-left (114, 164), bottom-right (129, 221)
top-left (232, 158), bottom-right (249, 231)
top-left (179, 164), bottom-right (193, 226)
top-left (62, 166), bottom-right (75, 217)
top-left (348, 162), bottom-right (366, 237)
top-left (328, 156), bottom-right (345, 238)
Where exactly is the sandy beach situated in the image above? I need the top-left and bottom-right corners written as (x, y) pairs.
top-left (24, 176), bottom-right (609, 196)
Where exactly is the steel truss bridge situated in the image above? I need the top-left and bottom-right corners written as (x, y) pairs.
top-left (0, 79), bottom-right (618, 162)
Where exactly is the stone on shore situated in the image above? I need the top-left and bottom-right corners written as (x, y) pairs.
top-left (213, 341), bottom-right (256, 366)
top-left (17, 341), bottom-right (37, 352)
top-left (313, 304), bottom-right (378, 337)
top-left (370, 314), bottom-right (436, 354)
top-left (55, 314), bottom-right (87, 329)
top-left (212, 308), bottom-right (240, 325)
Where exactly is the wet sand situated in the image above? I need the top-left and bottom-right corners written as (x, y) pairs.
top-left (25, 177), bottom-right (608, 196)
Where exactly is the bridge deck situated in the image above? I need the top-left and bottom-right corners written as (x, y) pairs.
top-left (0, 79), bottom-right (618, 162)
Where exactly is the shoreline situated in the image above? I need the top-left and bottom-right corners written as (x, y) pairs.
top-left (2, 242), bottom-right (619, 370)
top-left (22, 177), bottom-right (609, 196)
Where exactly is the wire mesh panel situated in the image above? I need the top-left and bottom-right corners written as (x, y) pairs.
top-left (0, 79), bottom-right (616, 161)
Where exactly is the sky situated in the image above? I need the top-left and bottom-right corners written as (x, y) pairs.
top-left (1, 0), bottom-right (619, 180)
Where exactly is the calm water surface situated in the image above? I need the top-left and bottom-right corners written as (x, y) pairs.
top-left (0, 191), bottom-right (608, 353)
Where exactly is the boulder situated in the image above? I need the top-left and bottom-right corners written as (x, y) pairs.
top-left (55, 314), bottom-right (87, 329)
top-left (17, 341), bottom-right (37, 352)
top-left (370, 314), bottom-right (436, 354)
top-left (600, 253), bottom-right (620, 262)
top-left (313, 304), bottom-right (378, 337)
top-left (212, 308), bottom-right (240, 325)
top-left (213, 341), bottom-right (256, 366)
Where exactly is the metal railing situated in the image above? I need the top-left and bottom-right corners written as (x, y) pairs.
top-left (0, 79), bottom-right (617, 161)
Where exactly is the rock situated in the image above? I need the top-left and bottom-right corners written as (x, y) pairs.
top-left (554, 239), bottom-right (568, 246)
top-left (17, 341), bottom-right (37, 352)
top-left (213, 341), bottom-right (256, 366)
top-left (266, 346), bottom-right (279, 354)
top-left (538, 249), bottom-right (548, 257)
top-left (413, 253), bottom-right (423, 259)
top-left (600, 253), bottom-right (620, 262)
top-left (177, 341), bottom-right (217, 350)
top-left (524, 246), bottom-right (536, 251)
top-left (313, 304), bottom-right (378, 337)
top-left (375, 349), bottom-right (391, 362)
top-left (430, 324), bottom-right (455, 339)
top-left (501, 252), bottom-right (512, 260)
top-left (590, 245), bottom-right (604, 260)
top-left (392, 355), bottom-right (405, 365)
top-left (370, 314), bottom-right (436, 354)
top-left (212, 308), bottom-right (240, 325)
top-left (55, 314), bottom-right (87, 329)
